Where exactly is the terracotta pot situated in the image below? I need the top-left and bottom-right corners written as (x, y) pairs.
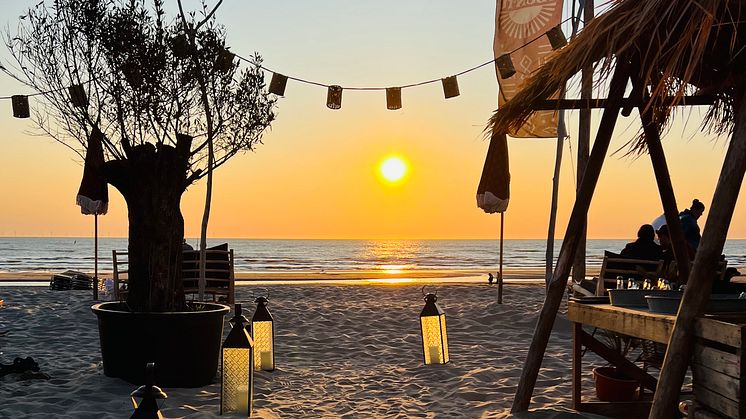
top-left (592, 366), bottom-right (640, 402)
top-left (92, 302), bottom-right (230, 387)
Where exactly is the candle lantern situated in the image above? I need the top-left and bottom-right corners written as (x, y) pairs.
top-left (420, 292), bottom-right (449, 365)
top-left (221, 304), bottom-right (254, 416)
top-left (69, 84), bottom-right (88, 108)
top-left (268, 73), bottom-right (288, 96)
top-left (386, 87), bottom-right (402, 110)
top-left (495, 54), bottom-right (516, 79)
top-left (441, 76), bottom-right (460, 99)
top-left (130, 362), bottom-right (167, 419)
top-left (326, 85), bottom-right (343, 110)
top-left (11, 95), bottom-right (30, 119)
top-left (250, 296), bottom-right (275, 371)
top-left (546, 25), bottom-right (567, 50)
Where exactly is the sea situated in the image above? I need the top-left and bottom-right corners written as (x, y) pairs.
top-left (0, 237), bottom-right (744, 274)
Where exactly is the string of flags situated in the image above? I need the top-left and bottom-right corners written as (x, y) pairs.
top-left (1, 20), bottom-right (571, 117)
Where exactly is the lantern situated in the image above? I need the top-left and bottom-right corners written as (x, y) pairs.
top-left (11, 95), bottom-right (30, 118)
top-left (441, 76), bottom-right (460, 99)
top-left (326, 85), bottom-right (342, 110)
top-left (172, 33), bottom-right (190, 58)
top-left (546, 25), bottom-right (567, 50)
top-left (216, 48), bottom-right (235, 73)
top-left (420, 292), bottom-right (449, 365)
top-left (268, 73), bottom-right (288, 96)
top-left (386, 87), bottom-right (402, 110)
top-left (250, 296), bottom-right (275, 371)
top-left (495, 54), bottom-right (516, 79)
top-left (221, 304), bottom-right (254, 416)
top-left (130, 363), bottom-right (167, 419)
top-left (69, 84), bottom-right (88, 108)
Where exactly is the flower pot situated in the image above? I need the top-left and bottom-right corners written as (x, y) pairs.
top-left (592, 366), bottom-right (639, 402)
top-left (92, 301), bottom-right (230, 387)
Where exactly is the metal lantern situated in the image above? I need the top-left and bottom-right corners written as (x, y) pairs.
top-left (546, 25), bottom-right (567, 50)
top-left (386, 87), bottom-right (402, 110)
top-left (326, 85), bottom-right (343, 110)
top-left (441, 76), bottom-right (460, 99)
top-left (268, 73), bottom-right (288, 96)
top-left (68, 84), bottom-right (88, 108)
top-left (495, 54), bottom-right (516, 79)
top-left (130, 363), bottom-right (167, 419)
top-left (11, 95), bottom-right (30, 118)
top-left (221, 304), bottom-right (254, 416)
top-left (250, 296), bottom-right (275, 371)
top-left (420, 292), bottom-right (449, 365)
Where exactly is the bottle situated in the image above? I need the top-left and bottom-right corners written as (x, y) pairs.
top-left (616, 276), bottom-right (625, 289)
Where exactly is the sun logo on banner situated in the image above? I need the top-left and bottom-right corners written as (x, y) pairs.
top-left (499, 0), bottom-right (558, 39)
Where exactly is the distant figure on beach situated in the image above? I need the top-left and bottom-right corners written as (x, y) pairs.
top-left (488, 273), bottom-right (494, 285)
top-left (620, 224), bottom-right (663, 261)
top-left (680, 199), bottom-right (705, 253)
top-left (182, 239), bottom-right (194, 251)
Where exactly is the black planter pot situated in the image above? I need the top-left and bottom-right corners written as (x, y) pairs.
top-left (92, 301), bottom-right (230, 388)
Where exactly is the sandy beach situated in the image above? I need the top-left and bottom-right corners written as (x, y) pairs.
top-left (0, 281), bottom-right (605, 418)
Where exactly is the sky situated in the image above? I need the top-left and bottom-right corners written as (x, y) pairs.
top-left (0, 0), bottom-right (744, 240)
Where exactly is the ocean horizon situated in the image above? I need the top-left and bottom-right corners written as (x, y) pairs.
top-left (0, 237), bottom-right (744, 274)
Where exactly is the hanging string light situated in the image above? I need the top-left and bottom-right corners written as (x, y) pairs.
top-left (326, 85), bottom-right (342, 110)
top-left (495, 54), bottom-right (516, 80)
top-left (441, 76), bottom-right (460, 99)
top-left (268, 73), bottom-right (288, 96)
top-left (11, 95), bottom-right (30, 118)
top-left (68, 84), bottom-right (88, 108)
top-left (386, 87), bottom-right (402, 110)
top-left (546, 25), bottom-right (567, 50)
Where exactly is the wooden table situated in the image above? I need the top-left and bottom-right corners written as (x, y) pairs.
top-left (567, 301), bottom-right (676, 418)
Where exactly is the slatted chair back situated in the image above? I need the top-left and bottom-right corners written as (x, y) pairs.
top-left (111, 250), bottom-right (129, 301)
top-left (595, 257), bottom-right (664, 296)
top-left (182, 247), bottom-right (235, 304)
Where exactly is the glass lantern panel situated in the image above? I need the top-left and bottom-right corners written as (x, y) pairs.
top-left (222, 347), bottom-right (252, 415)
top-left (253, 321), bottom-right (274, 370)
top-left (421, 315), bottom-right (444, 364)
top-left (440, 314), bottom-right (449, 363)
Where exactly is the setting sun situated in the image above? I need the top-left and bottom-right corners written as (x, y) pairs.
top-left (379, 156), bottom-right (408, 183)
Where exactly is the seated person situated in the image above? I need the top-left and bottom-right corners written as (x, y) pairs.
top-left (620, 224), bottom-right (663, 261)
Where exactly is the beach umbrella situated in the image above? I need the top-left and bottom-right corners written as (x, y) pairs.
top-left (419, 290), bottom-right (449, 365)
top-left (250, 296), bottom-right (275, 372)
top-left (221, 304), bottom-right (254, 416)
top-left (76, 127), bottom-right (109, 300)
top-left (477, 130), bottom-right (510, 303)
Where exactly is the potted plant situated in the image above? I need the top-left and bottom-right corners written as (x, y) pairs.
top-left (8, 0), bottom-right (275, 386)
top-left (591, 330), bottom-right (641, 402)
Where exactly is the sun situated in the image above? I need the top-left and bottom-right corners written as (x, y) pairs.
top-left (379, 156), bottom-right (408, 183)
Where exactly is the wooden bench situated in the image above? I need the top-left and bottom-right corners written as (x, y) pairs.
top-left (111, 247), bottom-right (235, 304)
top-left (595, 256), bottom-right (664, 296)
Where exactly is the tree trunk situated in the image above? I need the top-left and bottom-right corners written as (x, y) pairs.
top-left (106, 143), bottom-right (189, 312)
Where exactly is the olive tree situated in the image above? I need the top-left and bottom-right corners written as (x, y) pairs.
top-left (5, 0), bottom-right (275, 311)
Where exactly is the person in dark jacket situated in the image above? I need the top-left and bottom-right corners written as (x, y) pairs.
top-left (679, 199), bottom-right (705, 253)
top-left (621, 224), bottom-right (663, 261)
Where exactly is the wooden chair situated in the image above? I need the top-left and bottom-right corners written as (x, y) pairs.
top-left (595, 256), bottom-right (664, 296)
top-left (182, 247), bottom-right (235, 305)
top-left (111, 250), bottom-right (129, 301)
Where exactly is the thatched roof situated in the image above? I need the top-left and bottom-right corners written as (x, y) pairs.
top-left (488, 0), bottom-right (746, 146)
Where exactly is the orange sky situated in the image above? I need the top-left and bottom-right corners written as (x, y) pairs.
top-left (1, 1), bottom-right (745, 240)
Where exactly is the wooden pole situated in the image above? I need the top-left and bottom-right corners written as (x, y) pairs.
top-left (635, 81), bottom-right (691, 284)
top-left (499, 212), bottom-right (504, 304)
top-left (650, 89), bottom-right (746, 418)
top-left (546, 111), bottom-right (566, 287)
top-left (511, 61), bottom-right (630, 413)
top-left (94, 214), bottom-right (98, 301)
top-left (572, 0), bottom-right (594, 287)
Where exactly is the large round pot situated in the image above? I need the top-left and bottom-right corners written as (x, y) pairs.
top-left (592, 366), bottom-right (639, 402)
top-left (92, 301), bottom-right (230, 388)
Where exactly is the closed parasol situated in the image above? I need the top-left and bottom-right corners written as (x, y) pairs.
top-left (76, 127), bottom-right (109, 300)
top-left (477, 130), bottom-right (510, 303)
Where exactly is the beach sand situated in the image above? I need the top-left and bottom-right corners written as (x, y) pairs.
top-left (0, 282), bottom-right (606, 418)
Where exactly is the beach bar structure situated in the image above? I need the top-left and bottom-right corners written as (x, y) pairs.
top-left (487, 1), bottom-right (746, 417)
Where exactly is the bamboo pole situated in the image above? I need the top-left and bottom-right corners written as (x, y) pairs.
top-left (93, 214), bottom-right (98, 301)
top-left (499, 212), bottom-right (504, 304)
top-left (635, 80), bottom-right (691, 284)
top-left (650, 89), bottom-right (746, 418)
top-left (511, 61), bottom-right (630, 413)
top-left (545, 115), bottom-right (564, 286)
top-left (572, 0), bottom-right (594, 286)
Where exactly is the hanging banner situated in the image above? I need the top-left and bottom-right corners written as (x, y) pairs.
top-left (494, 0), bottom-right (563, 138)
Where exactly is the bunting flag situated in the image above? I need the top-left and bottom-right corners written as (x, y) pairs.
top-left (477, 130), bottom-right (510, 213)
top-left (494, 0), bottom-right (563, 138)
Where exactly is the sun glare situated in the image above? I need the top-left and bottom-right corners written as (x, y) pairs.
top-left (379, 156), bottom-right (408, 183)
